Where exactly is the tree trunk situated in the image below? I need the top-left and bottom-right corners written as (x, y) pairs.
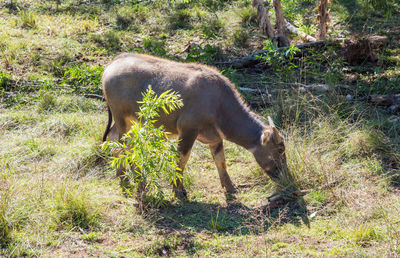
top-left (252, 0), bottom-right (275, 40)
top-left (273, 0), bottom-right (290, 47)
top-left (316, 0), bottom-right (331, 40)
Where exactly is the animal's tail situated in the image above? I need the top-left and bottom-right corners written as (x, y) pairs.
top-left (103, 105), bottom-right (112, 142)
top-left (82, 93), bottom-right (111, 142)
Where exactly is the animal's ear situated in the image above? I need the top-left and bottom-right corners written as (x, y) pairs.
top-left (267, 116), bottom-right (283, 145)
top-left (267, 116), bottom-right (275, 127)
top-left (272, 126), bottom-right (283, 145)
top-left (260, 129), bottom-right (273, 146)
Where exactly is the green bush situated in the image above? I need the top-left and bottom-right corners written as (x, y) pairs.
top-left (142, 36), bottom-right (167, 56)
top-left (185, 43), bottom-right (221, 63)
top-left (168, 8), bottom-right (192, 29)
top-left (237, 5), bottom-right (257, 27)
top-left (232, 28), bottom-right (249, 47)
top-left (19, 10), bottom-right (37, 29)
top-left (91, 30), bottom-right (120, 51)
top-left (116, 4), bottom-right (148, 30)
top-left (200, 15), bottom-right (223, 39)
top-left (103, 86), bottom-right (183, 208)
top-left (62, 64), bottom-right (103, 94)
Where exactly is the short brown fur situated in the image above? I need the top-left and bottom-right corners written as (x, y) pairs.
top-left (102, 53), bottom-right (287, 198)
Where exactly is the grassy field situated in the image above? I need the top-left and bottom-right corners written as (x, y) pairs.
top-left (1, 0), bottom-right (400, 256)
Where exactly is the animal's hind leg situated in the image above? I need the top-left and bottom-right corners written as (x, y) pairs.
top-left (112, 117), bottom-right (134, 194)
top-left (209, 141), bottom-right (237, 194)
top-left (174, 129), bottom-right (198, 200)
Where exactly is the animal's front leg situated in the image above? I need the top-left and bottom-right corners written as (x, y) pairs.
top-left (174, 129), bottom-right (198, 200)
top-left (209, 141), bottom-right (237, 194)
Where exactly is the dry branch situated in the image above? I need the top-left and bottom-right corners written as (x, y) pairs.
top-left (259, 176), bottom-right (344, 211)
top-left (285, 19), bottom-right (317, 42)
top-left (84, 93), bottom-right (105, 101)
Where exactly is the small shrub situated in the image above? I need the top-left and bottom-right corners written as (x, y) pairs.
top-left (200, 0), bottom-right (225, 10)
top-left (209, 209), bottom-right (228, 232)
top-left (0, 72), bottom-right (10, 90)
top-left (62, 64), bottom-right (103, 94)
top-left (237, 6), bottom-right (257, 27)
top-left (116, 9), bottom-right (134, 30)
top-left (306, 190), bottom-right (327, 206)
top-left (45, 54), bottom-right (74, 77)
top-left (37, 93), bottom-right (57, 113)
top-left (352, 224), bottom-right (382, 244)
top-left (53, 185), bottom-right (100, 230)
top-left (142, 36), bottom-right (167, 56)
top-left (81, 232), bottom-right (100, 242)
top-left (116, 5), bottom-right (147, 30)
top-left (200, 15), bottom-right (223, 39)
top-left (103, 86), bottom-right (183, 208)
top-left (185, 43), bottom-right (222, 63)
top-left (91, 30), bottom-right (120, 51)
top-left (0, 213), bottom-right (11, 248)
top-left (19, 10), bottom-right (37, 29)
top-left (232, 28), bottom-right (249, 47)
top-left (168, 9), bottom-right (192, 30)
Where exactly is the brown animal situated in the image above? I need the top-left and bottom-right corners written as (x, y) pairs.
top-left (102, 53), bottom-right (287, 198)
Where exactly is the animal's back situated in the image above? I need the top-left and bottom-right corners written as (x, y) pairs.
top-left (102, 53), bottom-right (235, 135)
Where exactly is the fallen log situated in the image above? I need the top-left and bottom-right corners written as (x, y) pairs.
top-left (238, 83), bottom-right (353, 96)
top-left (285, 19), bottom-right (317, 42)
top-left (84, 93), bottom-right (105, 101)
top-left (368, 94), bottom-right (400, 106)
top-left (213, 36), bottom-right (387, 69)
top-left (214, 39), bottom-right (341, 68)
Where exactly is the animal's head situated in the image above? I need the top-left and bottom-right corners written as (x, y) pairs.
top-left (252, 116), bottom-right (287, 181)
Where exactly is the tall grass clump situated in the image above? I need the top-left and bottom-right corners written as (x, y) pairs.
top-left (52, 184), bottom-right (100, 230)
top-left (103, 86), bottom-right (183, 209)
top-left (270, 88), bottom-right (400, 200)
top-left (0, 165), bottom-right (16, 248)
top-left (168, 8), bottom-right (192, 29)
top-left (19, 10), bottom-right (37, 29)
top-left (116, 4), bottom-right (148, 29)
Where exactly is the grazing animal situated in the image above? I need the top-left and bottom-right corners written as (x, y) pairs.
top-left (102, 53), bottom-right (287, 198)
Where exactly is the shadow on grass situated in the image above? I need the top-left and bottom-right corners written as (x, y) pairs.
top-left (148, 194), bottom-right (308, 236)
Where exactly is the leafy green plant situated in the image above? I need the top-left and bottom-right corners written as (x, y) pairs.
top-left (0, 72), bottom-right (10, 90)
top-left (200, 15), bottom-right (223, 39)
top-left (37, 93), bottom-right (56, 113)
top-left (91, 30), bottom-right (120, 51)
top-left (19, 9), bottom-right (37, 29)
top-left (257, 40), bottom-right (300, 73)
top-left (103, 86), bottom-right (183, 208)
top-left (116, 4), bottom-right (148, 30)
top-left (62, 64), bottom-right (103, 94)
top-left (232, 27), bottom-right (249, 47)
top-left (237, 5), bottom-right (257, 27)
top-left (168, 8), bottom-right (192, 29)
top-left (185, 43), bottom-right (221, 63)
top-left (142, 36), bottom-right (167, 56)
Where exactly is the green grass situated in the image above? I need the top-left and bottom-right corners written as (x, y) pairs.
top-left (1, 0), bottom-right (400, 256)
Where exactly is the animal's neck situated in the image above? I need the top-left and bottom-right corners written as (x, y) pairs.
top-left (218, 98), bottom-right (265, 150)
